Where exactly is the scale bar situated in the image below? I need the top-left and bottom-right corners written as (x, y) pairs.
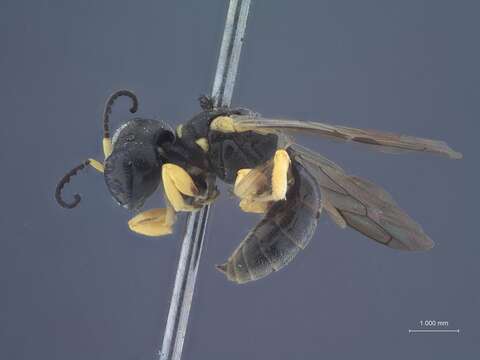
top-left (409, 329), bottom-right (460, 333)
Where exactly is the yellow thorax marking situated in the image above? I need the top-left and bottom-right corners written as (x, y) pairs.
top-left (210, 116), bottom-right (239, 133)
top-left (210, 115), bottom-right (273, 135)
top-left (176, 124), bottom-right (184, 138)
top-left (195, 137), bottom-right (209, 152)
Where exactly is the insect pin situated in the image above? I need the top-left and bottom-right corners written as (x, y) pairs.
top-left (56, 89), bottom-right (462, 284)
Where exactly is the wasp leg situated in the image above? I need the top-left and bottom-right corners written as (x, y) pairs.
top-left (233, 168), bottom-right (272, 214)
top-left (235, 149), bottom-right (291, 205)
top-left (189, 173), bottom-right (220, 209)
top-left (162, 163), bottom-right (201, 212)
top-left (251, 149), bottom-right (291, 202)
top-left (239, 199), bottom-right (271, 214)
top-left (234, 168), bottom-right (268, 198)
top-left (268, 149), bottom-right (291, 201)
top-left (128, 202), bottom-right (177, 237)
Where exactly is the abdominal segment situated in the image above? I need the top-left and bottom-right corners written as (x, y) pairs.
top-left (218, 157), bottom-right (321, 283)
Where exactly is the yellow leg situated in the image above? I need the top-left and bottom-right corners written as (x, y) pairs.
top-left (239, 198), bottom-right (271, 214)
top-left (252, 149), bottom-right (290, 202)
top-left (233, 149), bottom-right (291, 214)
top-left (270, 149), bottom-right (291, 201)
top-left (234, 149), bottom-right (291, 203)
top-left (162, 163), bottom-right (200, 212)
top-left (128, 206), bottom-right (177, 237)
top-left (233, 168), bottom-right (269, 199)
top-left (235, 168), bottom-right (252, 185)
top-left (235, 169), bottom-right (271, 213)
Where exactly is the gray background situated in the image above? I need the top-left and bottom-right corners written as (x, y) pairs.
top-left (1, 1), bottom-right (478, 359)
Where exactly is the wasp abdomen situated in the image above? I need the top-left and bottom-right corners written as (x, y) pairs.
top-left (220, 156), bottom-right (321, 283)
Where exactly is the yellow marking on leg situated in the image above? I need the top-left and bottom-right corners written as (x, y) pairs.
top-left (128, 207), bottom-right (177, 237)
top-left (244, 149), bottom-right (291, 203)
top-left (176, 124), bottom-right (184, 138)
top-left (162, 164), bottom-right (199, 197)
top-left (103, 138), bottom-right (113, 158)
top-left (235, 169), bottom-right (252, 185)
top-left (163, 194), bottom-right (177, 226)
top-left (233, 168), bottom-right (252, 197)
top-left (195, 137), bottom-right (209, 152)
top-left (271, 149), bottom-right (291, 201)
top-left (233, 168), bottom-right (269, 199)
top-left (162, 164), bottom-right (198, 212)
top-left (88, 158), bottom-right (105, 173)
top-left (162, 173), bottom-right (186, 211)
top-left (239, 199), bottom-right (270, 214)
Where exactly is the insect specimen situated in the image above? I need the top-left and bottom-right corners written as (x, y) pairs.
top-left (55, 90), bottom-right (462, 283)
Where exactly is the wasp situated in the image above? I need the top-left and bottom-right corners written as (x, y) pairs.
top-left (55, 90), bottom-right (462, 284)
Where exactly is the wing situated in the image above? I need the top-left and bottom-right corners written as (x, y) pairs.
top-left (230, 115), bottom-right (462, 159)
top-left (289, 144), bottom-right (434, 250)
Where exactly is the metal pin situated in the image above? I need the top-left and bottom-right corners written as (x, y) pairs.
top-left (158, 1), bottom-right (252, 359)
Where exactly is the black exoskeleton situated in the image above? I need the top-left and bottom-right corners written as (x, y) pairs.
top-left (55, 89), bottom-right (462, 284)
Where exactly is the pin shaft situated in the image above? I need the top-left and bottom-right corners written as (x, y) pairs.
top-left (158, 1), bottom-right (252, 359)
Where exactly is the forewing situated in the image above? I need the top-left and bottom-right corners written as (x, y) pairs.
top-left (231, 115), bottom-right (462, 159)
top-left (290, 144), bottom-right (434, 250)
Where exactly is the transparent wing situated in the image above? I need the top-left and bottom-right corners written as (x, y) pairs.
top-left (230, 115), bottom-right (462, 159)
top-left (289, 144), bottom-right (434, 250)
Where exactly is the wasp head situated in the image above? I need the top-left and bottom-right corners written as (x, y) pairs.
top-left (55, 91), bottom-right (179, 211)
top-left (104, 118), bottom-right (175, 210)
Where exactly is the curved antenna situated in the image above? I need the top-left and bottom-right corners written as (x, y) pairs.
top-left (55, 160), bottom-right (91, 209)
top-left (103, 89), bottom-right (139, 138)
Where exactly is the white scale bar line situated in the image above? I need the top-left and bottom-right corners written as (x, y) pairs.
top-left (409, 329), bottom-right (460, 333)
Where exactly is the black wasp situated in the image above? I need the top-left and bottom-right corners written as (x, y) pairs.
top-left (55, 90), bottom-right (462, 284)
